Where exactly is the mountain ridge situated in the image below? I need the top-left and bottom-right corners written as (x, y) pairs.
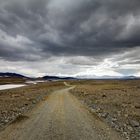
top-left (0, 72), bottom-right (139, 80)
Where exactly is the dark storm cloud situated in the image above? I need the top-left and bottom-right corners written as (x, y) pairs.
top-left (0, 0), bottom-right (140, 61)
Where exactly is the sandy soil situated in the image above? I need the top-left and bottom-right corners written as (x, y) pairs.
top-left (0, 86), bottom-right (124, 140)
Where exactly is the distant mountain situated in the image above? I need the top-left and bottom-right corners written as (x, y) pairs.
top-left (76, 75), bottom-right (140, 80)
top-left (100, 76), bottom-right (140, 80)
top-left (0, 72), bottom-right (26, 78)
top-left (75, 74), bottom-right (120, 79)
top-left (0, 72), bottom-right (139, 80)
top-left (42, 75), bottom-right (76, 80)
top-left (121, 76), bottom-right (140, 80)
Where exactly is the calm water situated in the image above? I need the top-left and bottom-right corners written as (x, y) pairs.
top-left (0, 84), bottom-right (26, 90)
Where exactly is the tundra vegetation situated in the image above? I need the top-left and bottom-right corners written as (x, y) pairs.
top-left (70, 80), bottom-right (140, 140)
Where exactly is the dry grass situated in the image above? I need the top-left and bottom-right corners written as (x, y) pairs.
top-left (70, 80), bottom-right (140, 117)
top-left (70, 80), bottom-right (140, 139)
top-left (0, 81), bottom-right (66, 128)
top-left (0, 77), bottom-right (26, 85)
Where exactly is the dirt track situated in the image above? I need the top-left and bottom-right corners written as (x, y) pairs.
top-left (0, 86), bottom-right (124, 140)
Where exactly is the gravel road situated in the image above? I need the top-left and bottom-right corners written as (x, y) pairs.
top-left (0, 86), bottom-right (124, 140)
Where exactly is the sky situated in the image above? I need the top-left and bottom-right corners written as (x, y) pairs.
top-left (0, 0), bottom-right (140, 77)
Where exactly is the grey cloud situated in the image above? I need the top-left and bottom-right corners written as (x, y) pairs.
top-left (0, 0), bottom-right (140, 76)
top-left (0, 0), bottom-right (140, 59)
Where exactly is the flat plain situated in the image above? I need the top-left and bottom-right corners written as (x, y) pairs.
top-left (0, 79), bottom-right (139, 140)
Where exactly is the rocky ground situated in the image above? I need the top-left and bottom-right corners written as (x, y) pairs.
top-left (0, 86), bottom-right (124, 140)
top-left (70, 80), bottom-right (140, 140)
top-left (0, 81), bottom-right (65, 130)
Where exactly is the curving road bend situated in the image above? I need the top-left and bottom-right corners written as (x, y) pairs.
top-left (0, 87), bottom-right (124, 140)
